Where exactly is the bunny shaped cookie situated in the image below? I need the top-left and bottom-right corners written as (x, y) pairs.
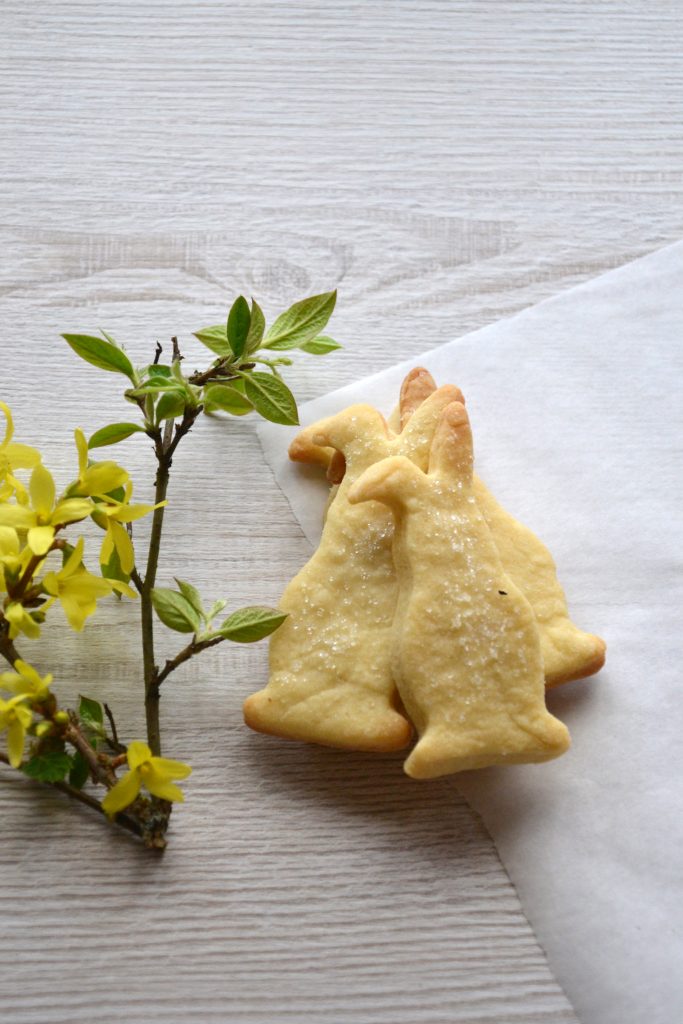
top-left (348, 402), bottom-right (570, 778)
top-left (243, 381), bottom-right (462, 752)
top-left (391, 372), bottom-right (604, 686)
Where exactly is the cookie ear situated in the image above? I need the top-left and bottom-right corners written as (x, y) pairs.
top-left (289, 405), bottom-right (388, 465)
top-left (287, 432), bottom-right (346, 484)
top-left (288, 436), bottom-right (335, 470)
top-left (428, 402), bottom-right (473, 483)
top-left (399, 384), bottom-right (465, 468)
top-left (399, 367), bottom-right (437, 429)
top-left (348, 455), bottom-right (424, 510)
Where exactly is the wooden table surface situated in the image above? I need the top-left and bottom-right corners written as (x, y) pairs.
top-left (2, 3), bottom-right (682, 1022)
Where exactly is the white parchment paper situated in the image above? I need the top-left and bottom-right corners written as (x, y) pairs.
top-left (257, 241), bottom-right (683, 1024)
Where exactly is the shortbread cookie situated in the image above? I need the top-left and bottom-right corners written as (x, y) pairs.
top-left (243, 383), bottom-right (462, 751)
top-left (471, 481), bottom-right (605, 685)
top-left (376, 370), bottom-right (604, 686)
top-left (348, 402), bottom-right (571, 778)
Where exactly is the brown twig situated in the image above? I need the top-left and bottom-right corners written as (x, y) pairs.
top-left (0, 751), bottom-right (157, 844)
top-left (188, 360), bottom-right (234, 387)
top-left (138, 346), bottom-right (198, 756)
top-left (167, 408), bottom-right (199, 461)
top-left (129, 565), bottom-right (144, 595)
top-left (156, 634), bottom-right (226, 689)
top-left (103, 703), bottom-right (126, 754)
top-left (0, 629), bottom-right (21, 668)
top-left (0, 749), bottom-right (100, 812)
top-left (65, 719), bottom-right (116, 788)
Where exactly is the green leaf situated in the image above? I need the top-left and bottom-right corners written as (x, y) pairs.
top-left (129, 381), bottom-right (184, 397)
top-left (227, 296), bottom-right (251, 358)
top-left (60, 542), bottom-right (76, 568)
top-left (79, 695), bottom-right (104, 732)
top-left (69, 750), bottom-right (90, 790)
top-left (299, 335), bottom-right (342, 355)
top-left (152, 588), bottom-right (201, 634)
top-left (100, 539), bottom-right (130, 585)
top-left (22, 751), bottom-right (73, 783)
top-left (242, 372), bottom-right (299, 426)
top-left (105, 483), bottom-right (127, 504)
top-left (246, 298), bottom-right (266, 354)
top-left (88, 422), bottom-right (145, 450)
top-left (215, 606), bottom-right (287, 643)
top-left (62, 334), bottom-right (136, 383)
top-left (156, 391), bottom-right (186, 423)
top-left (207, 598), bottom-right (228, 622)
top-left (203, 383), bottom-right (253, 417)
top-left (263, 291), bottom-right (336, 351)
top-left (174, 578), bottom-right (204, 618)
top-left (193, 325), bottom-right (232, 357)
top-left (147, 364), bottom-right (172, 379)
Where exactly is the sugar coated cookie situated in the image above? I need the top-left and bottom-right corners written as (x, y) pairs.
top-left (243, 384), bottom-right (461, 751)
top-left (348, 402), bottom-right (571, 778)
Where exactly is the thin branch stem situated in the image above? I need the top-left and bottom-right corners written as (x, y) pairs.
top-left (140, 437), bottom-right (169, 756)
top-left (139, 343), bottom-right (201, 756)
top-left (188, 359), bottom-right (231, 387)
top-left (13, 552), bottom-right (47, 599)
top-left (187, 356), bottom-right (254, 388)
top-left (6, 538), bottom-right (62, 604)
top-left (0, 752), bottom-right (147, 842)
top-left (103, 702), bottom-right (125, 753)
top-left (0, 629), bottom-right (21, 668)
top-left (156, 634), bottom-right (226, 689)
top-left (52, 779), bottom-right (108, 813)
top-left (129, 565), bottom-right (144, 595)
top-left (65, 719), bottom-right (116, 788)
top-left (0, 750), bottom-right (99, 811)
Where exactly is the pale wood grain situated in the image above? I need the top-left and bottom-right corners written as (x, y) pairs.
top-left (2, 1), bottom-right (682, 1021)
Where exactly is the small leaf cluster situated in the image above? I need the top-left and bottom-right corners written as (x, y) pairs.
top-left (63, 290), bottom-right (339, 432)
top-left (153, 579), bottom-right (286, 644)
top-left (21, 695), bottom-right (106, 787)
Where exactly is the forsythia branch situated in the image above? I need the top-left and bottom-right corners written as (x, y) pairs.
top-left (1, 288), bottom-right (338, 849)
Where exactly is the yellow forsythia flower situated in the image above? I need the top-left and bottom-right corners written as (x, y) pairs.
top-left (0, 527), bottom-right (30, 592)
top-left (71, 429), bottom-right (129, 498)
top-left (0, 694), bottom-right (32, 767)
top-left (0, 464), bottom-right (93, 555)
top-left (4, 601), bottom-right (41, 640)
top-left (0, 525), bottom-right (20, 568)
top-left (0, 659), bottom-right (52, 702)
top-left (95, 482), bottom-right (165, 575)
top-left (101, 741), bottom-right (192, 816)
top-left (42, 537), bottom-right (135, 632)
top-left (0, 401), bottom-right (41, 504)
